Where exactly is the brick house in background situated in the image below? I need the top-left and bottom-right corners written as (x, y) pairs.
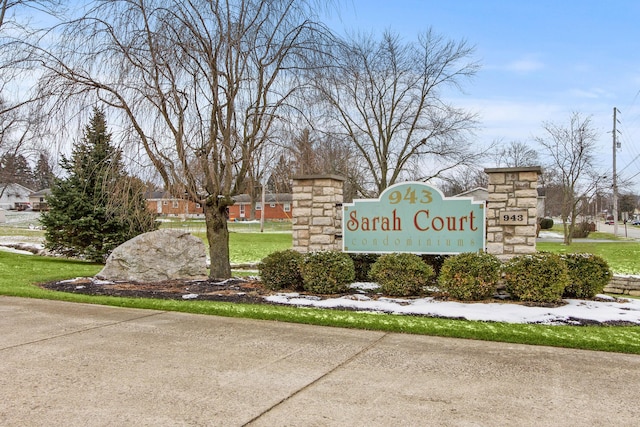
top-left (146, 191), bottom-right (204, 217)
top-left (146, 191), bottom-right (293, 221)
top-left (228, 193), bottom-right (292, 221)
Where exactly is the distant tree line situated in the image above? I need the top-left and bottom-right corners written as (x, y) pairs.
top-left (0, 152), bottom-right (55, 190)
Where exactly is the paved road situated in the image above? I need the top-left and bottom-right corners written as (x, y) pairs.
top-left (598, 221), bottom-right (640, 239)
top-left (538, 220), bottom-right (640, 242)
top-left (1, 296), bottom-right (639, 426)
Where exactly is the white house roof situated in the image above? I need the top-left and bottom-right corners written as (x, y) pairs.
top-left (0, 183), bottom-right (34, 195)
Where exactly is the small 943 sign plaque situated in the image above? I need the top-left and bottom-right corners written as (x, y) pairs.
top-left (499, 210), bottom-right (528, 225)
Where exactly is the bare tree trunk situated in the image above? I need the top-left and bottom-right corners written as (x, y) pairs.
top-left (205, 198), bottom-right (231, 280)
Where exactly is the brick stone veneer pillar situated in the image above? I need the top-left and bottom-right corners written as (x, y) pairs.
top-left (292, 175), bottom-right (345, 253)
top-left (484, 166), bottom-right (542, 259)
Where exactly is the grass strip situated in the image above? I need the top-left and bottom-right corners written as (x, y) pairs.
top-left (2, 251), bottom-right (639, 355)
top-left (538, 241), bottom-right (640, 275)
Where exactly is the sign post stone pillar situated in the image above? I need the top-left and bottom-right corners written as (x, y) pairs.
top-left (484, 166), bottom-right (542, 259)
top-left (292, 175), bottom-right (345, 253)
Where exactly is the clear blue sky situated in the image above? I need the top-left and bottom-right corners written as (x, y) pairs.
top-left (326, 0), bottom-right (640, 190)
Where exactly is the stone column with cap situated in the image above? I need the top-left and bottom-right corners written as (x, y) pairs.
top-left (292, 175), bottom-right (345, 253)
top-left (484, 166), bottom-right (542, 259)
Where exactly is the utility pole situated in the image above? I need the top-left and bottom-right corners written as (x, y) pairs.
top-left (613, 107), bottom-right (620, 236)
top-left (260, 181), bottom-right (266, 233)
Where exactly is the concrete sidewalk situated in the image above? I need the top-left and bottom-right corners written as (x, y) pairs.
top-left (1, 296), bottom-right (639, 426)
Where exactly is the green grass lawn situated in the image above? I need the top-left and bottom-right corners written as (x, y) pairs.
top-left (538, 241), bottom-right (640, 275)
top-left (158, 219), bottom-right (292, 264)
top-left (0, 226), bottom-right (44, 238)
top-left (229, 232), bottom-right (292, 264)
top-left (159, 218), bottom-right (293, 233)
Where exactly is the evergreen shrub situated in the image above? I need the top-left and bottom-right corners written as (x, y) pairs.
top-left (539, 218), bottom-right (554, 230)
top-left (420, 254), bottom-right (449, 276)
top-left (369, 253), bottom-right (435, 297)
top-left (41, 108), bottom-right (157, 262)
top-left (562, 253), bottom-right (612, 299)
top-left (259, 249), bottom-right (304, 291)
top-left (502, 253), bottom-right (569, 303)
top-left (300, 251), bottom-right (355, 294)
top-left (348, 253), bottom-right (380, 281)
top-left (437, 252), bottom-right (501, 301)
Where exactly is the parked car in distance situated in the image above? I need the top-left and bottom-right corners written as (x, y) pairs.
top-left (605, 216), bottom-right (615, 225)
top-left (631, 219), bottom-right (640, 226)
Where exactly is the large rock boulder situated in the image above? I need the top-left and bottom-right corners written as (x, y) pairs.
top-left (96, 229), bottom-right (208, 282)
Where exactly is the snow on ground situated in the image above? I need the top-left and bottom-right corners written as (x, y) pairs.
top-left (264, 283), bottom-right (640, 325)
top-left (0, 246), bottom-right (38, 255)
top-left (538, 230), bottom-right (564, 239)
top-left (0, 239), bottom-right (44, 255)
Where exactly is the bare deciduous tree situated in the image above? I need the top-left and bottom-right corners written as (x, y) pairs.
top-left (0, 0), bottom-right (64, 201)
top-left (536, 113), bottom-right (601, 244)
top-left (493, 140), bottom-right (539, 168)
top-left (37, 0), bottom-right (331, 278)
top-left (286, 127), bottom-right (365, 201)
top-left (438, 167), bottom-right (487, 197)
top-left (313, 29), bottom-right (483, 195)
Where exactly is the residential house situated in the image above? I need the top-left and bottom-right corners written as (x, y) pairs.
top-left (228, 193), bottom-right (292, 221)
top-left (146, 191), bottom-right (204, 218)
top-left (29, 188), bottom-right (52, 211)
top-left (0, 183), bottom-right (34, 210)
top-left (145, 191), bottom-right (293, 221)
top-left (453, 187), bottom-right (488, 202)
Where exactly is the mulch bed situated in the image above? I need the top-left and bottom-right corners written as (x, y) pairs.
top-left (38, 277), bottom-right (638, 326)
top-left (39, 277), bottom-right (274, 304)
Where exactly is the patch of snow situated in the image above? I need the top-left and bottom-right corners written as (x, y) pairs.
top-left (538, 231), bottom-right (564, 239)
top-left (350, 282), bottom-right (380, 291)
top-left (264, 293), bottom-right (640, 325)
top-left (182, 293), bottom-right (199, 299)
top-left (58, 277), bottom-right (88, 284)
top-left (0, 246), bottom-right (35, 255)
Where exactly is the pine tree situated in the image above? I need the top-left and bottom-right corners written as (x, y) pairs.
top-left (33, 152), bottom-right (55, 190)
top-left (0, 153), bottom-right (35, 189)
top-left (41, 107), bottom-right (158, 262)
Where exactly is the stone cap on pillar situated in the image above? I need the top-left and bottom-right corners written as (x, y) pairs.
top-left (292, 174), bottom-right (346, 181)
top-left (484, 166), bottom-right (542, 174)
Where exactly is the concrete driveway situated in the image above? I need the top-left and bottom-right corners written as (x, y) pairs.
top-left (1, 296), bottom-right (639, 426)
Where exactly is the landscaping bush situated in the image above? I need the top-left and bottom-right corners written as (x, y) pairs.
top-left (502, 253), bottom-right (569, 303)
top-left (259, 249), bottom-right (304, 291)
top-left (539, 218), bottom-right (554, 230)
top-left (369, 253), bottom-right (435, 297)
top-left (300, 251), bottom-right (355, 294)
top-left (348, 253), bottom-right (380, 282)
top-left (420, 254), bottom-right (449, 276)
top-left (571, 221), bottom-right (591, 238)
top-left (562, 253), bottom-right (613, 299)
top-left (437, 252), bottom-right (501, 301)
